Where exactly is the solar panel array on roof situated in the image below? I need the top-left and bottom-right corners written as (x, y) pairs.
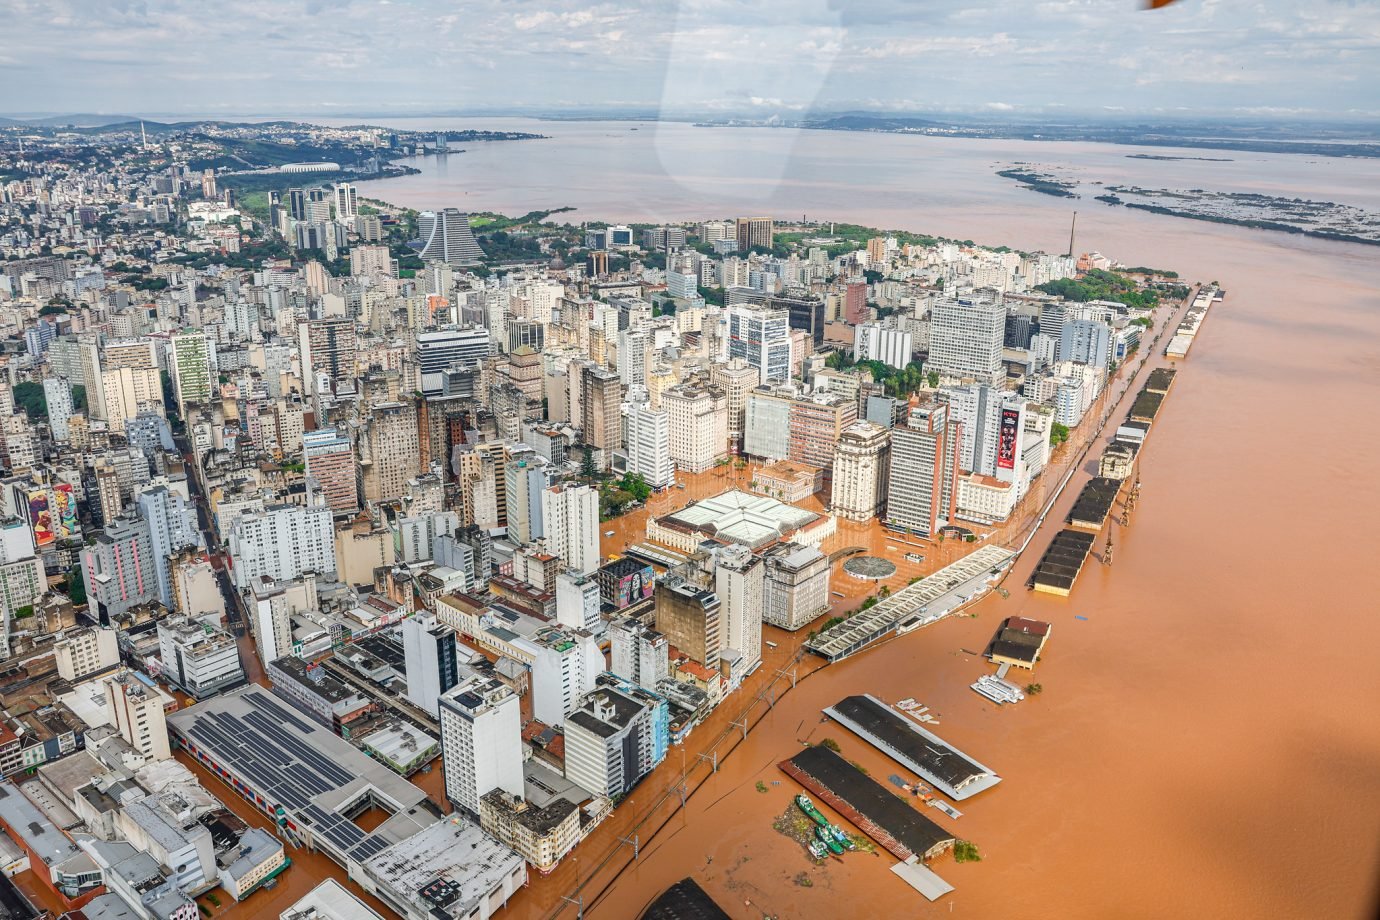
top-left (180, 688), bottom-right (395, 862)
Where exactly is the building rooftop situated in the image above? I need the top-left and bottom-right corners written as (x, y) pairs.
top-left (279, 878), bottom-right (387, 920)
top-left (167, 686), bottom-right (434, 867)
top-left (359, 815), bottom-right (523, 920)
top-left (655, 489), bottom-right (822, 549)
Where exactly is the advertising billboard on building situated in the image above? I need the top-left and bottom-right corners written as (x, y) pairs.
top-left (997, 408), bottom-right (1020, 471)
top-left (615, 564), bottom-right (655, 609)
top-left (28, 490), bottom-right (54, 545)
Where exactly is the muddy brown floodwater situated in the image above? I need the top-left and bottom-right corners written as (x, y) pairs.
top-left (196, 119), bottom-right (1380, 918)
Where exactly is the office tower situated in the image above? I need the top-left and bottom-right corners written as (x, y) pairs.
top-left (787, 393), bottom-right (857, 471)
top-left (662, 383), bottom-right (727, 473)
top-left (288, 187), bottom-right (306, 221)
top-left (928, 296), bottom-right (1006, 386)
top-left (358, 401), bottom-right (420, 505)
top-left (1004, 313), bottom-right (1035, 349)
top-left (531, 627), bottom-right (604, 726)
top-left (563, 685), bottom-right (667, 798)
top-left (714, 544), bottom-right (764, 682)
top-left (43, 377), bottom-right (73, 441)
top-left (885, 398), bottom-right (963, 538)
top-left (135, 485), bottom-right (202, 609)
top-left (505, 456), bottom-right (549, 545)
top-left (735, 216), bottom-right (773, 252)
top-left (303, 428), bottom-right (358, 515)
top-left (157, 614), bottom-right (244, 698)
top-left (609, 618), bottom-right (668, 691)
top-left (579, 364), bottom-right (621, 469)
top-left (760, 543), bottom-right (831, 631)
top-left (942, 384), bottom-right (1029, 483)
top-left (853, 322), bottom-right (914, 370)
top-left (541, 484), bottom-right (600, 575)
top-left (623, 402), bottom-right (673, 489)
top-left (403, 613), bottom-right (459, 718)
top-left (80, 516), bottom-right (158, 621)
top-left (709, 359), bottom-right (760, 455)
top-left (416, 208), bottom-right (486, 265)
top-left (727, 302), bottom-right (791, 383)
top-left (1038, 301), bottom-right (1067, 352)
top-left (771, 291), bottom-right (826, 347)
top-left (556, 570), bottom-right (602, 635)
top-left (349, 243), bottom-right (392, 277)
top-left (334, 182), bottom-right (357, 221)
top-left (439, 675), bottom-right (523, 816)
top-left (1059, 317), bottom-right (1114, 369)
top-left (201, 169), bottom-right (217, 199)
top-left (666, 268), bottom-right (698, 300)
top-left (49, 336), bottom-right (104, 418)
top-left (105, 671), bottom-right (171, 760)
top-left (416, 327), bottom-right (490, 396)
top-left (655, 578), bottom-right (722, 667)
top-left (227, 501), bottom-right (337, 589)
top-left (169, 330), bottom-right (213, 412)
top-left (830, 421), bottom-right (892, 522)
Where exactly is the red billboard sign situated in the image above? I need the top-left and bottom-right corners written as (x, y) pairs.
top-left (997, 408), bottom-right (1020, 470)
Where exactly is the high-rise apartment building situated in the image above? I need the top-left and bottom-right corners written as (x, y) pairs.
top-left (655, 578), bottom-right (722, 667)
top-left (563, 684), bottom-right (667, 798)
top-left (609, 618), bottom-right (668, 691)
top-left (530, 626), bottom-right (604, 727)
top-left (81, 516), bottom-right (158, 621)
top-left (853, 322), bottom-right (914, 370)
top-left (735, 216), bottom-right (774, 252)
top-left (439, 675), bottom-right (523, 817)
top-left (714, 544), bottom-right (764, 683)
top-left (101, 366), bottom-right (162, 433)
top-left (135, 485), bottom-right (202, 610)
top-left (303, 428), bottom-right (358, 516)
top-left (662, 383), bottom-right (727, 473)
top-left (157, 614), bottom-right (245, 698)
top-left (298, 318), bottom-right (357, 397)
top-left (43, 378), bottom-right (73, 442)
top-left (169, 330), bottom-right (213, 413)
top-left (579, 364), bottom-right (621, 469)
top-left (541, 484), bottom-right (599, 575)
top-left (942, 384), bottom-right (1029, 484)
top-left (227, 502), bottom-right (337, 589)
top-left (357, 402), bottom-right (420, 505)
top-left (556, 571), bottom-right (603, 635)
top-left (885, 399), bottom-right (963, 538)
top-left (709, 359), bottom-right (760, 455)
top-left (623, 402), bottom-right (673, 489)
top-left (830, 421), bottom-right (891, 522)
top-left (105, 671), bottom-right (171, 760)
top-left (927, 296), bottom-right (1006, 387)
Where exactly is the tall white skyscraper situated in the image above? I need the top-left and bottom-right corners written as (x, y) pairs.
top-left (714, 544), bottom-right (764, 684)
top-left (227, 501), bottom-right (337, 588)
top-left (942, 384), bottom-right (1030, 486)
top-left (439, 675), bottom-right (523, 817)
top-left (333, 182), bottom-right (357, 221)
top-left (541, 484), bottom-right (600, 575)
top-left (43, 377), bottom-right (73, 441)
top-left (927, 296), bottom-right (1006, 386)
top-left (726, 303), bottom-right (791, 383)
top-left (623, 402), bottom-right (673, 489)
top-left (530, 628), bottom-right (604, 727)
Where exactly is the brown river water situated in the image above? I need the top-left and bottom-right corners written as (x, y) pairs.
top-left (259, 119), bottom-right (1380, 918)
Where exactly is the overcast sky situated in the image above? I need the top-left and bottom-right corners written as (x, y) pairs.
top-left (1, 0), bottom-right (1377, 120)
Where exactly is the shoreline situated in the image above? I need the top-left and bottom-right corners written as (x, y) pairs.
top-left (520, 283), bottom-right (1203, 918)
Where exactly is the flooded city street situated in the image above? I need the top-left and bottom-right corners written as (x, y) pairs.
top-left (353, 121), bottom-right (1380, 919)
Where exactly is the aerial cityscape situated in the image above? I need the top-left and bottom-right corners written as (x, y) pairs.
top-left (0, 3), bottom-right (1378, 920)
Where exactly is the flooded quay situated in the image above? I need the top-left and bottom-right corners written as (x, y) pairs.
top-left (187, 119), bottom-right (1379, 917)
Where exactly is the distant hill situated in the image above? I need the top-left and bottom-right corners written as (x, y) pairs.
top-left (21, 113), bottom-right (144, 127)
top-left (806, 114), bottom-right (948, 132)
